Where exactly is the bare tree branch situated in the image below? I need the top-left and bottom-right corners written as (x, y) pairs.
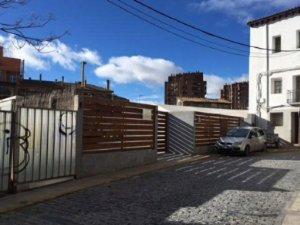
top-left (0, 0), bottom-right (67, 52)
top-left (0, 0), bottom-right (26, 9)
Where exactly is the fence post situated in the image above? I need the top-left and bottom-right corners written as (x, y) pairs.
top-left (165, 112), bottom-right (169, 152)
top-left (75, 95), bottom-right (83, 179)
top-left (8, 100), bottom-right (19, 193)
top-left (153, 106), bottom-right (158, 152)
top-left (193, 112), bottom-right (197, 153)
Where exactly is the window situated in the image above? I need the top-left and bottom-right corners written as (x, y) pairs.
top-left (273, 36), bottom-right (281, 53)
top-left (272, 79), bottom-right (282, 94)
top-left (297, 30), bottom-right (300, 48)
top-left (249, 130), bottom-right (258, 139)
top-left (257, 129), bottom-right (265, 137)
top-left (9, 75), bottom-right (16, 83)
top-left (270, 113), bottom-right (283, 126)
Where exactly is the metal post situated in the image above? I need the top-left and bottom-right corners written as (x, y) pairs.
top-left (266, 23), bottom-right (270, 114)
top-left (74, 96), bottom-right (83, 179)
top-left (8, 100), bottom-right (19, 193)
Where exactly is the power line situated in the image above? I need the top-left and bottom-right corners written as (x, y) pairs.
top-left (115, 0), bottom-right (253, 55)
top-left (116, 0), bottom-right (295, 58)
top-left (107, 0), bottom-right (292, 58)
top-left (107, 0), bottom-right (253, 58)
top-left (133, 0), bottom-right (300, 53)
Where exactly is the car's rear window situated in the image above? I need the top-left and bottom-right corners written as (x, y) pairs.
top-left (226, 128), bottom-right (249, 138)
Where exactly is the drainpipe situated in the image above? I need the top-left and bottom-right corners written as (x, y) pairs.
top-left (266, 23), bottom-right (270, 113)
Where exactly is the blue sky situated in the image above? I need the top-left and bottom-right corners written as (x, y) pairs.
top-left (0, 0), bottom-right (299, 104)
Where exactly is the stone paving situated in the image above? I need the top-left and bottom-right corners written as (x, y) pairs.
top-left (0, 151), bottom-right (300, 225)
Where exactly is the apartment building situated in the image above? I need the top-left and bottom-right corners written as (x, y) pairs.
top-left (165, 72), bottom-right (206, 105)
top-left (221, 81), bottom-right (249, 109)
top-left (248, 6), bottom-right (300, 144)
top-left (0, 46), bottom-right (22, 83)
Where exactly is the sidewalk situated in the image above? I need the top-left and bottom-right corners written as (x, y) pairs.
top-left (0, 153), bottom-right (212, 214)
top-left (282, 191), bottom-right (300, 225)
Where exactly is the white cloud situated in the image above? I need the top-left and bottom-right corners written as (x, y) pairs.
top-left (204, 73), bottom-right (248, 98)
top-left (0, 34), bottom-right (101, 71)
top-left (94, 55), bottom-right (183, 85)
top-left (189, 0), bottom-right (300, 23)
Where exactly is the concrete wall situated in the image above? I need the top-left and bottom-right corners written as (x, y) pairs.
top-left (159, 105), bottom-right (248, 154)
top-left (0, 96), bottom-right (16, 110)
top-left (249, 14), bottom-right (300, 143)
top-left (78, 149), bottom-right (157, 178)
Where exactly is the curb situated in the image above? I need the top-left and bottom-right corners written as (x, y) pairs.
top-left (281, 180), bottom-right (300, 225)
top-left (0, 154), bottom-right (212, 214)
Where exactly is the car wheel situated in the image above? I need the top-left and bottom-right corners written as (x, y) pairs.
top-left (244, 145), bottom-right (250, 156)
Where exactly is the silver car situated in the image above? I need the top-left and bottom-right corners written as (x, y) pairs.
top-left (215, 127), bottom-right (267, 156)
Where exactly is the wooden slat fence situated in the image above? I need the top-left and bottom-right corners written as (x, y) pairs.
top-left (157, 111), bottom-right (168, 152)
top-left (82, 97), bottom-right (156, 153)
top-left (195, 112), bottom-right (241, 147)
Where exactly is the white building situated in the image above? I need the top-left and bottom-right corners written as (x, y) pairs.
top-left (248, 7), bottom-right (300, 144)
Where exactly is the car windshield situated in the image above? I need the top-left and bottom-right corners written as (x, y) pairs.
top-left (226, 128), bottom-right (249, 138)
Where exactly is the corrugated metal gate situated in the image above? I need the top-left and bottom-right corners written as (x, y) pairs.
top-left (0, 107), bottom-right (77, 193)
top-left (0, 111), bottom-right (12, 192)
top-left (17, 107), bottom-right (77, 184)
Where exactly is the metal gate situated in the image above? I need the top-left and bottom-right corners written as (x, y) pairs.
top-left (0, 110), bottom-right (12, 192)
top-left (17, 108), bottom-right (77, 185)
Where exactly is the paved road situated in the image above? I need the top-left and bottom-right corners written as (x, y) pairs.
top-left (1, 151), bottom-right (300, 225)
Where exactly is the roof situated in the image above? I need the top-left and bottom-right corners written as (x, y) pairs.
top-left (20, 79), bottom-right (109, 92)
top-left (247, 6), bottom-right (300, 27)
top-left (177, 97), bottom-right (231, 104)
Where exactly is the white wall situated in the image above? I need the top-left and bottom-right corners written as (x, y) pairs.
top-left (249, 15), bottom-right (300, 142)
top-left (0, 96), bottom-right (17, 111)
top-left (158, 105), bottom-right (248, 119)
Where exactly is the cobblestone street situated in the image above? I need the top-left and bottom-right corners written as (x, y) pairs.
top-left (0, 151), bottom-right (300, 225)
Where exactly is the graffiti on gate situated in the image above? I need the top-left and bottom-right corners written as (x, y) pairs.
top-left (1, 112), bottom-right (76, 175)
top-left (0, 122), bottom-right (31, 175)
top-left (59, 113), bottom-right (76, 136)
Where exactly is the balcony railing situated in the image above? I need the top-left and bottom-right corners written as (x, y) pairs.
top-left (287, 90), bottom-right (300, 104)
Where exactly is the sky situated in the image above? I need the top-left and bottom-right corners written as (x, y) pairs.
top-left (0, 0), bottom-right (299, 104)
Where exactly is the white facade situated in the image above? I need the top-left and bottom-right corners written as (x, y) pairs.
top-left (249, 11), bottom-right (300, 143)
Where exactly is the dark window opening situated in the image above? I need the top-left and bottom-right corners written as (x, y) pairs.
top-left (297, 31), bottom-right (300, 48)
top-left (273, 36), bottom-right (281, 53)
top-left (270, 113), bottom-right (283, 126)
top-left (273, 79), bottom-right (282, 94)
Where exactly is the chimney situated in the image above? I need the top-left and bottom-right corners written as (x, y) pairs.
top-left (20, 60), bottom-right (25, 80)
top-left (0, 46), bottom-right (3, 57)
top-left (39, 73), bottom-right (42, 81)
top-left (80, 61), bottom-right (87, 86)
top-left (106, 79), bottom-right (110, 91)
top-left (62, 76), bottom-right (64, 83)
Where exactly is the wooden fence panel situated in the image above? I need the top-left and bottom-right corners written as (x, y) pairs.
top-left (157, 111), bottom-right (168, 152)
top-left (195, 112), bottom-right (241, 147)
top-left (82, 97), bottom-right (156, 153)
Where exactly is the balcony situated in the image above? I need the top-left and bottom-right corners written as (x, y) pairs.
top-left (287, 90), bottom-right (300, 105)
